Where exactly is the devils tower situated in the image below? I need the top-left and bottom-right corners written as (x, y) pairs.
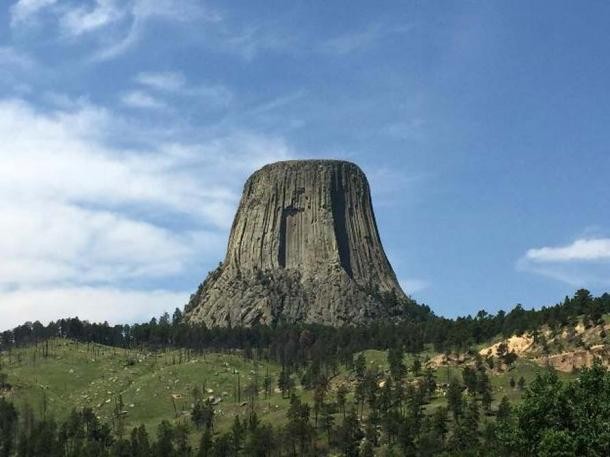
top-left (185, 159), bottom-right (415, 327)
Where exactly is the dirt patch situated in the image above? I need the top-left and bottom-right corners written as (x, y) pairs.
top-left (535, 346), bottom-right (610, 372)
top-left (479, 334), bottom-right (535, 358)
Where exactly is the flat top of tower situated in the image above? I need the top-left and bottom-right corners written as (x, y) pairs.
top-left (254, 159), bottom-right (364, 175)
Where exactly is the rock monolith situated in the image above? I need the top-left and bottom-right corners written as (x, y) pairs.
top-left (185, 159), bottom-right (414, 327)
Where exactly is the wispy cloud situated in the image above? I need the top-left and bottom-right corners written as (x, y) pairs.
top-left (221, 24), bottom-right (292, 60)
top-left (10, 0), bottom-right (296, 63)
top-left (245, 90), bottom-right (305, 116)
top-left (59, 0), bottom-right (126, 36)
top-left (10, 0), bottom-right (58, 27)
top-left (135, 71), bottom-right (186, 91)
top-left (518, 237), bottom-right (610, 286)
top-left (321, 23), bottom-right (413, 55)
top-left (133, 71), bottom-right (233, 108)
top-left (0, 97), bottom-right (293, 329)
top-left (121, 90), bottom-right (166, 109)
top-left (10, 0), bottom-right (219, 60)
top-left (92, 0), bottom-right (220, 60)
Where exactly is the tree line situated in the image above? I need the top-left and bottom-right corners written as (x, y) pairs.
top-left (2, 289), bottom-right (608, 362)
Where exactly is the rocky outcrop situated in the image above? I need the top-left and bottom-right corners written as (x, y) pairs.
top-left (185, 159), bottom-right (414, 327)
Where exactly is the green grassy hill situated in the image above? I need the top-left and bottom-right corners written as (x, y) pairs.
top-left (1, 338), bottom-right (579, 434)
top-left (3, 293), bottom-right (609, 455)
top-left (1, 339), bottom-right (292, 432)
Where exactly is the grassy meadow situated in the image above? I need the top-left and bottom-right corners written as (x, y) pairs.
top-left (0, 338), bottom-right (577, 439)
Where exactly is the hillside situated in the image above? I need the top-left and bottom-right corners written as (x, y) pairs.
top-left (2, 290), bottom-right (610, 455)
top-left (1, 339), bottom-right (290, 432)
top-left (1, 329), bottom-right (587, 433)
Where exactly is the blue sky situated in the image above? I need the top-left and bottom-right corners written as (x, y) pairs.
top-left (2, 0), bottom-right (610, 329)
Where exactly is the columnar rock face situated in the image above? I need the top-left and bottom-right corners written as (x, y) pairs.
top-left (185, 160), bottom-right (412, 327)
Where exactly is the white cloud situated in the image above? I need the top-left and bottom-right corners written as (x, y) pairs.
top-left (525, 238), bottom-right (610, 262)
top-left (9, 0), bottom-right (291, 63)
top-left (0, 97), bottom-right (293, 329)
top-left (10, 0), bottom-right (58, 26)
top-left (518, 238), bottom-right (610, 286)
top-left (10, 0), bottom-right (218, 60)
top-left (134, 71), bottom-right (233, 107)
top-left (121, 90), bottom-right (166, 109)
top-left (60, 0), bottom-right (126, 36)
top-left (92, 0), bottom-right (218, 60)
top-left (136, 71), bottom-right (186, 91)
top-left (1, 287), bottom-right (189, 330)
top-left (0, 202), bottom-right (217, 286)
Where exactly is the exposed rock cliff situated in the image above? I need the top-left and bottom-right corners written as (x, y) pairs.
top-left (185, 159), bottom-right (414, 327)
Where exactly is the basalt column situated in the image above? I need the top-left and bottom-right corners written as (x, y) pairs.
top-left (185, 160), bottom-right (412, 327)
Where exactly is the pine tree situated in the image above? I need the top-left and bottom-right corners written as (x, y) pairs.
top-left (197, 427), bottom-right (213, 457)
top-left (175, 423), bottom-right (192, 457)
top-left (432, 406), bottom-right (449, 444)
top-left (230, 416), bottom-right (244, 456)
top-left (447, 377), bottom-right (463, 422)
top-left (154, 421), bottom-right (176, 457)
top-left (355, 353), bottom-right (367, 381)
top-left (411, 357), bottom-right (422, 377)
top-left (387, 346), bottom-right (406, 381)
top-left (336, 408), bottom-right (362, 457)
top-left (278, 370), bottom-right (290, 399)
top-left (496, 396), bottom-right (512, 423)
top-left (286, 394), bottom-right (313, 456)
top-left (263, 371), bottom-right (273, 400)
top-left (320, 403), bottom-right (335, 445)
top-left (0, 398), bottom-right (18, 457)
top-left (337, 384), bottom-right (349, 419)
top-left (423, 367), bottom-right (436, 400)
top-left (462, 366), bottom-right (478, 395)
top-left (130, 425), bottom-right (151, 457)
top-left (478, 371), bottom-right (493, 413)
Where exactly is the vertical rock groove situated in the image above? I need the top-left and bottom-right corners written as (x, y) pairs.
top-left (278, 208), bottom-right (288, 268)
top-left (185, 159), bottom-right (413, 327)
top-left (330, 166), bottom-right (353, 278)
